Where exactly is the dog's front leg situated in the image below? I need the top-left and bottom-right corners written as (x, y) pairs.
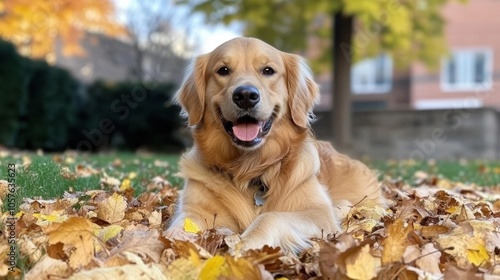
top-left (241, 206), bottom-right (340, 253)
top-left (165, 179), bottom-right (242, 239)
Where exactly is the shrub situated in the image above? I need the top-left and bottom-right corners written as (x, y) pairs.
top-left (13, 60), bottom-right (79, 150)
top-left (71, 81), bottom-right (184, 152)
top-left (0, 40), bottom-right (24, 146)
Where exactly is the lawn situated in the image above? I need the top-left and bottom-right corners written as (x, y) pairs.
top-left (0, 151), bottom-right (181, 209)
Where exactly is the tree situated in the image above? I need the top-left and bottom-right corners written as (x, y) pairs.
top-left (175, 0), bottom-right (464, 150)
top-left (0, 0), bottom-right (124, 61)
top-left (117, 0), bottom-right (194, 82)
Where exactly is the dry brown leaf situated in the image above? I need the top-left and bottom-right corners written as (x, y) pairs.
top-left (148, 210), bottom-right (162, 228)
top-left (165, 253), bottom-right (202, 280)
top-left (97, 193), bottom-right (127, 223)
top-left (45, 217), bottom-right (95, 269)
top-left (345, 244), bottom-right (381, 280)
top-left (415, 243), bottom-right (442, 276)
top-left (420, 225), bottom-right (450, 238)
top-left (75, 164), bottom-right (100, 177)
top-left (109, 230), bottom-right (165, 263)
top-left (18, 235), bottom-right (44, 264)
top-left (0, 244), bottom-right (10, 276)
top-left (382, 219), bottom-right (413, 264)
top-left (24, 255), bottom-right (71, 280)
top-left (70, 252), bottom-right (168, 280)
top-left (443, 265), bottom-right (483, 280)
top-left (0, 180), bottom-right (9, 202)
top-left (436, 220), bottom-right (495, 269)
top-left (100, 174), bottom-right (121, 188)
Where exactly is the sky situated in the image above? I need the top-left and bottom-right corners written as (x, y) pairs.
top-left (196, 24), bottom-right (242, 54)
top-left (113, 0), bottom-right (241, 56)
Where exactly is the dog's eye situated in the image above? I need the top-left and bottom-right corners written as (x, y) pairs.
top-left (262, 67), bottom-right (275, 76)
top-left (217, 66), bottom-right (230, 76)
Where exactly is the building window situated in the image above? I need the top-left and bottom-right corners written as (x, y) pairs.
top-left (352, 101), bottom-right (388, 111)
top-left (351, 54), bottom-right (393, 94)
top-left (441, 48), bottom-right (493, 91)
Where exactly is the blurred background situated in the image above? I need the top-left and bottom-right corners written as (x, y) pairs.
top-left (0, 0), bottom-right (498, 160)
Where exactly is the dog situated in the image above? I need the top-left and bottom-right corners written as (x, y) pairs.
top-left (166, 37), bottom-right (385, 252)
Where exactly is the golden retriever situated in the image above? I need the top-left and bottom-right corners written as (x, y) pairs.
top-left (166, 37), bottom-right (385, 252)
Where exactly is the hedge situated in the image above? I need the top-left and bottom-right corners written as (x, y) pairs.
top-left (70, 81), bottom-right (184, 152)
top-left (0, 39), bottom-right (184, 152)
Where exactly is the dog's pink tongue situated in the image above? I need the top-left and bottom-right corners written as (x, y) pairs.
top-left (232, 123), bottom-right (260, 141)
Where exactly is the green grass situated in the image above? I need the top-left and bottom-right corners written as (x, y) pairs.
top-left (370, 159), bottom-right (500, 186)
top-left (1, 152), bottom-right (499, 208)
top-left (0, 152), bottom-right (181, 208)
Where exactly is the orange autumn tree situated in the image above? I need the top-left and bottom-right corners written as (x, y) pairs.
top-left (0, 0), bottom-right (125, 61)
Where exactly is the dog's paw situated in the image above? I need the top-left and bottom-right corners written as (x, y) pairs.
top-left (214, 227), bottom-right (235, 236)
top-left (163, 227), bottom-right (198, 242)
top-left (240, 236), bottom-right (276, 252)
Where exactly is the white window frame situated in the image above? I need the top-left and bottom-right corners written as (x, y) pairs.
top-left (351, 53), bottom-right (393, 94)
top-left (441, 48), bottom-right (493, 92)
top-left (415, 98), bottom-right (483, 110)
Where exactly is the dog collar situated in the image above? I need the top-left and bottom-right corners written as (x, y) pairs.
top-left (253, 179), bottom-right (268, 206)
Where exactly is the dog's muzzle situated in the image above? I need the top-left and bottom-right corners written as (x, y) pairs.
top-left (218, 85), bottom-right (275, 148)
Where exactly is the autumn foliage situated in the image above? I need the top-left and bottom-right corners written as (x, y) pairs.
top-left (0, 0), bottom-right (125, 59)
top-left (1, 156), bottom-right (500, 279)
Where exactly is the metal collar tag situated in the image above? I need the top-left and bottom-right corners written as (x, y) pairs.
top-left (253, 180), bottom-right (268, 206)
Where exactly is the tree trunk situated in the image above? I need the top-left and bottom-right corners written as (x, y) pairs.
top-left (332, 12), bottom-right (354, 151)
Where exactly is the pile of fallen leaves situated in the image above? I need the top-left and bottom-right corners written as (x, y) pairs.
top-left (1, 160), bottom-right (500, 279)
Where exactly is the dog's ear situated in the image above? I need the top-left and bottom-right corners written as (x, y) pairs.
top-left (283, 53), bottom-right (320, 128)
top-left (174, 54), bottom-right (209, 126)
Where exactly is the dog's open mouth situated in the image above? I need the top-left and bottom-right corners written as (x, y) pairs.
top-left (221, 114), bottom-right (273, 148)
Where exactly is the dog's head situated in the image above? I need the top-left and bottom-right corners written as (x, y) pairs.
top-left (175, 37), bottom-right (319, 150)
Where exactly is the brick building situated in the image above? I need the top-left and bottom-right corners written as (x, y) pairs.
top-left (316, 0), bottom-right (500, 112)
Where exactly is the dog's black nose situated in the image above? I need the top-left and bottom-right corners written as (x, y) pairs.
top-left (232, 86), bottom-right (260, 109)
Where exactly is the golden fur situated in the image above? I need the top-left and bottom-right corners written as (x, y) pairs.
top-left (166, 37), bottom-right (385, 252)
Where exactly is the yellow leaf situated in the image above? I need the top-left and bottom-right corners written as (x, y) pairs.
top-left (45, 217), bottom-right (95, 269)
top-left (183, 218), bottom-right (201, 234)
top-left (446, 205), bottom-right (459, 214)
top-left (33, 210), bottom-right (68, 226)
top-left (166, 257), bottom-right (202, 280)
top-left (119, 178), bottom-right (132, 191)
top-left (200, 255), bottom-right (227, 280)
top-left (188, 248), bottom-right (202, 267)
top-left (199, 255), bottom-right (261, 280)
top-left (345, 244), bottom-right (381, 280)
top-left (98, 225), bottom-right (124, 243)
top-left (97, 193), bottom-right (127, 223)
top-left (15, 210), bottom-right (24, 219)
top-left (436, 220), bottom-right (495, 268)
top-left (128, 172), bottom-right (137, 179)
top-left (466, 240), bottom-right (489, 266)
top-left (382, 219), bottom-right (413, 264)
